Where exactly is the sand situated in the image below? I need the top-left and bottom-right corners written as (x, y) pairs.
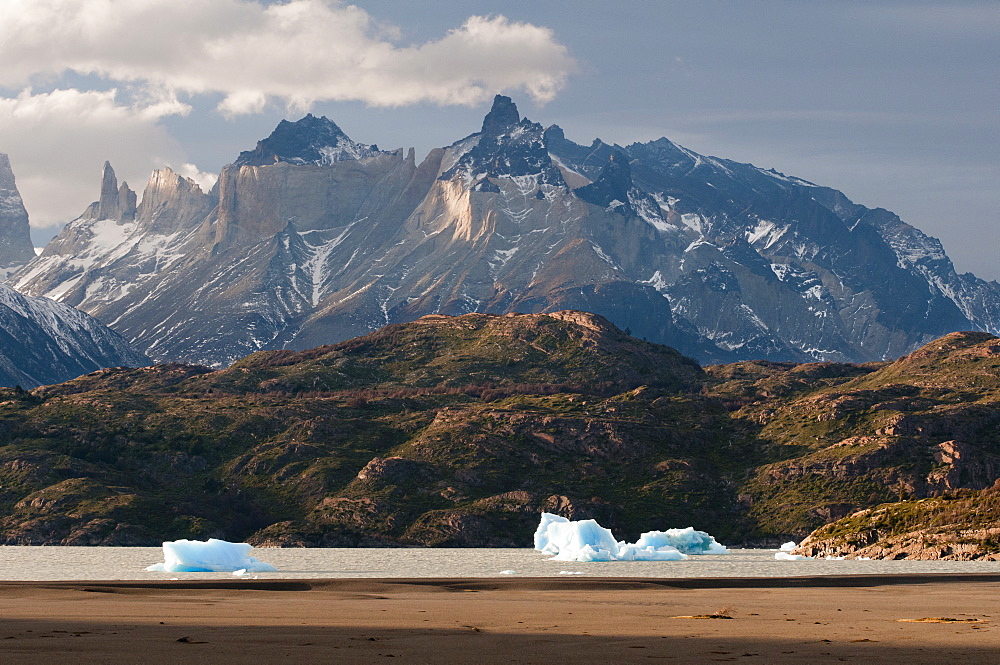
top-left (1, 575), bottom-right (998, 663)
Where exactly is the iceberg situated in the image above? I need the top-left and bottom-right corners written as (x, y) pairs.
top-left (145, 538), bottom-right (277, 573)
top-left (615, 542), bottom-right (689, 562)
top-left (535, 515), bottom-right (623, 561)
top-left (631, 527), bottom-right (728, 555)
top-left (533, 513), bottom-right (727, 562)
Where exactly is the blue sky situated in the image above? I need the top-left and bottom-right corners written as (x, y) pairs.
top-left (1, 0), bottom-right (997, 279)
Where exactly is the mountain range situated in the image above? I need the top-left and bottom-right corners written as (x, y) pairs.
top-left (8, 96), bottom-right (1000, 368)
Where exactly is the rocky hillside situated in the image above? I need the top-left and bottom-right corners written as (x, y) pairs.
top-left (10, 97), bottom-right (999, 367)
top-left (0, 313), bottom-right (998, 549)
top-left (0, 311), bottom-right (747, 546)
top-left (716, 331), bottom-right (1000, 538)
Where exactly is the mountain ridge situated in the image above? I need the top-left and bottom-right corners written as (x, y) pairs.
top-left (0, 281), bottom-right (149, 388)
top-left (9, 95), bottom-right (999, 367)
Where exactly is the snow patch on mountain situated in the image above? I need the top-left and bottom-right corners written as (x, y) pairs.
top-left (642, 270), bottom-right (670, 294)
top-left (747, 219), bottom-right (789, 249)
top-left (315, 137), bottom-right (382, 165)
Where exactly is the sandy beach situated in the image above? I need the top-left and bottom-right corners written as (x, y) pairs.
top-left (1, 575), bottom-right (998, 663)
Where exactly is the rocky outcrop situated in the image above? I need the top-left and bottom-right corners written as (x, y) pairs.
top-left (84, 162), bottom-right (137, 223)
top-left (793, 480), bottom-right (1000, 560)
top-left (0, 153), bottom-right (37, 273)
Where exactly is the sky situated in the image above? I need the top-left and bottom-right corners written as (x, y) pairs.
top-left (1, 0), bottom-right (997, 279)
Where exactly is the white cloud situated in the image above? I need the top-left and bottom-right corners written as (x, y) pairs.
top-left (0, 88), bottom-right (191, 230)
top-left (175, 164), bottom-right (219, 193)
top-left (0, 0), bottom-right (573, 242)
top-left (0, 0), bottom-right (575, 114)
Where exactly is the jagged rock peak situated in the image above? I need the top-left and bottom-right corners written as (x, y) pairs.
top-left (86, 162), bottom-right (136, 222)
top-left (481, 94), bottom-right (521, 136)
top-left (543, 124), bottom-right (607, 152)
top-left (441, 95), bottom-right (564, 185)
top-left (542, 124), bottom-right (566, 143)
top-left (234, 113), bottom-right (383, 167)
top-left (602, 150), bottom-right (633, 184)
top-left (133, 166), bottom-right (215, 235)
top-left (0, 153), bottom-right (35, 269)
top-left (98, 161), bottom-right (118, 216)
top-left (0, 153), bottom-right (17, 189)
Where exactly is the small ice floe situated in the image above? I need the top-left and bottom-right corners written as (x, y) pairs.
top-left (232, 568), bottom-right (248, 577)
top-left (558, 571), bottom-right (586, 575)
top-left (775, 552), bottom-right (849, 561)
top-left (145, 538), bottom-right (277, 573)
top-left (499, 570), bottom-right (517, 575)
top-left (533, 513), bottom-right (727, 563)
top-left (775, 541), bottom-right (814, 560)
top-left (774, 551), bottom-right (810, 560)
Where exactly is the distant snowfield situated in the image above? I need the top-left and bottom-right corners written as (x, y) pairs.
top-left (1, 547), bottom-right (999, 581)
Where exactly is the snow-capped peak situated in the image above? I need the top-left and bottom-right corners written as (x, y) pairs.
top-left (234, 113), bottom-right (384, 167)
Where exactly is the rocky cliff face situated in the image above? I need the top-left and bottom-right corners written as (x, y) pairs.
top-left (0, 153), bottom-right (38, 274)
top-left (10, 97), bottom-right (1000, 366)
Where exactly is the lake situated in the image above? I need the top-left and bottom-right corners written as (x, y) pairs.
top-left (2, 547), bottom-right (1000, 581)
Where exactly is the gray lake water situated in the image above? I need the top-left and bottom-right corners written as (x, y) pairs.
top-left (3, 547), bottom-right (1000, 581)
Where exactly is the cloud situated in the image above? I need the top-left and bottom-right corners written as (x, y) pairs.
top-left (176, 164), bottom-right (219, 193)
top-left (0, 88), bottom-right (190, 230)
top-left (0, 0), bottom-right (573, 238)
top-left (0, 0), bottom-right (575, 114)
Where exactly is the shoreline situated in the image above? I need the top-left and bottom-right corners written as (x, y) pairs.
top-left (2, 576), bottom-right (998, 663)
top-left (6, 571), bottom-right (1000, 590)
